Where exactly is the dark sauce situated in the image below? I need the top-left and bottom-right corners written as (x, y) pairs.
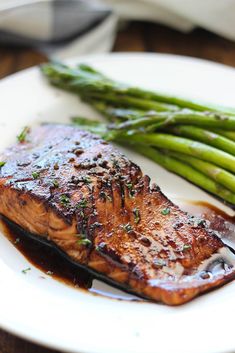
top-left (0, 215), bottom-right (94, 290)
top-left (0, 200), bottom-right (235, 297)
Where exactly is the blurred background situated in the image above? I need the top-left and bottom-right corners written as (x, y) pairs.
top-left (1, 0), bottom-right (235, 352)
top-left (1, 0), bottom-right (235, 80)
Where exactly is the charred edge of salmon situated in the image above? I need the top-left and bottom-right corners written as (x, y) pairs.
top-left (2, 214), bottom-right (235, 305)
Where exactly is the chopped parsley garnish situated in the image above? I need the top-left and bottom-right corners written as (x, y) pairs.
top-left (0, 161), bottom-right (6, 167)
top-left (77, 238), bottom-right (91, 246)
top-left (46, 271), bottom-right (53, 276)
top-left (126, 182), bottom-right (135, 197)
top-left (133, 208), bottom-right (140, 224)
top-left (195, 219), bottom-right (207, 228)
top-left (76, 234), bottom-right (91, 247)
top-left (122, 223), bottom-right (133, 233)
top-left (83, 177), bottom-right (91, 184)
top-left (22, 267), bottom-right (31, 274)
top-left (14, 238), bottom-right (20, 244)
top-left (76, 199), bottom-right (88, 209)
top-left (112, 159), bottom-right (119, 168)
top-left (182, 244), bottom-right (192, 251)
top-left (60, 194), bottom-right (70, 206)
top-left (52, 179), bottom-right (59, 188)
top-left (161, 208), bottom-right (170, 215)
top-left (80, 210), bottom-right (85, 218)
top-left (32, 171), bottom-right (40, 179)
top-left (17, 126), bottom-right (30, 143)
top-left (99, 191), bottom-right (112, 202)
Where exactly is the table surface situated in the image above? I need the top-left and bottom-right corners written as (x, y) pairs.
top-left (1, 21), bottom-right (235, 353)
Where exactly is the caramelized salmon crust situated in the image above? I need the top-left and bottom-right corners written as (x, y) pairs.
top-left (0, 124), bottom-right (234, 305)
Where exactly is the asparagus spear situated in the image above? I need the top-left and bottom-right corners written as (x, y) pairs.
top-left (84, 92), bottom-right (177, 112)
top-left (41, 62), bottom-right (235, 116)
top-left (75, 98), bottom-right (235, 132)
top-left (41, 62), bottom-right (177, 112)
top-left (117, 133), bottom-right (235, 173)
top-left (89, 100), bottom-right (235, 148)
top-left (211, 129), bottom-right (235, 142)
top-left (88, 101), bottom-right (146, 121)
top-left (165, 150), bottom-right (235, 193)
top-left (80, 64), bottom-right (235, 115)
top-left (133, 145), bottom-right (235, 204)
top-left (104, 109), bottom-right (235, 131)
top-left (170, 125), bottom-right (235, 156)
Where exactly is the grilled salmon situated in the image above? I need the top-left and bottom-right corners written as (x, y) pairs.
top-left (0, 124), bottom-right (234, 305)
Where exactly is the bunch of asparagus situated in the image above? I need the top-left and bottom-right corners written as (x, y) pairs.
top-left (41, 62), bottom-right (235, 206)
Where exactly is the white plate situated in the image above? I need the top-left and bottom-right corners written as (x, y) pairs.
top-left (0, 53), bottom-right (235, 353)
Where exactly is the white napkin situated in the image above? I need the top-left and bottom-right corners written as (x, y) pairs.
top-left (0, 0), bottom-right (235, 60)
top-left (104, 0), bottom-right (235, 40)
top-left (0, 0), bottom-right (118, 58)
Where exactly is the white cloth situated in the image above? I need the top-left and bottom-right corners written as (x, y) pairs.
top-left (104, 0), bottom-right (235, 41)
top-left (0, 0), bottom-right (118, 58)
top-left (0, 0), bottom-right (235, 60)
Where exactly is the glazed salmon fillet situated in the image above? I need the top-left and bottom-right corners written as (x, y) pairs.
top-left (0, 124), bottom-right (234, 305)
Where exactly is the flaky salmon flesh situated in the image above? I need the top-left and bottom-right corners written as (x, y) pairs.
top-left (0, 124), bottom-right (234, 305)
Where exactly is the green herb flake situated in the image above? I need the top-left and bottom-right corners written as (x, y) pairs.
top-left (22, 267), bottom-right (31, 274)
top-left (161, 208), bottom-right (170, 216)
top-left (99, 191), bottom-right (112, 202)
top-left (133, 208), bottom-right (140, 224)
top-left (77, 238), bottom-right (91, 247)
top-left (17, 126), bottom-right (30, 143)
top-left (14, 238), bottom-right (20, 244)
top-left (0, 161), bottom-right (6, 167)
top-left (126, 182), bottom-right (135, 198)
top-left (52, 179), bottom-right (59, 188)
top-left (112, 159), bottom-right (119, 168)
top-left (196, 219), bottom-right (207, 227)
top-left (76, 199), bottom-right (88, 209)
top-left (60, 194), bottom-right (70, 206)
top-left (76, 236), bottom-right (91, 247)
top-left (182, 244), bottom-right (192, 251)
top-left (126, 183), bottom-right (133, 190)
top-left (46, 271), bottom-right (53, 276)
top-left (83, 177), bottom-right (91, 184)
top-left (122, 223), bottom-right (133, 233)
top-left (32, 171), bottom-right (40, 179)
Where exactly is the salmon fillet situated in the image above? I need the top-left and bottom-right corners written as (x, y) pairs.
top-left (0, 124), bottom-right (234, 305)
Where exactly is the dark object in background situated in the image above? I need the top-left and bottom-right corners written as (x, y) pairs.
top-left (0, 0), bottom-right (117, 57)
